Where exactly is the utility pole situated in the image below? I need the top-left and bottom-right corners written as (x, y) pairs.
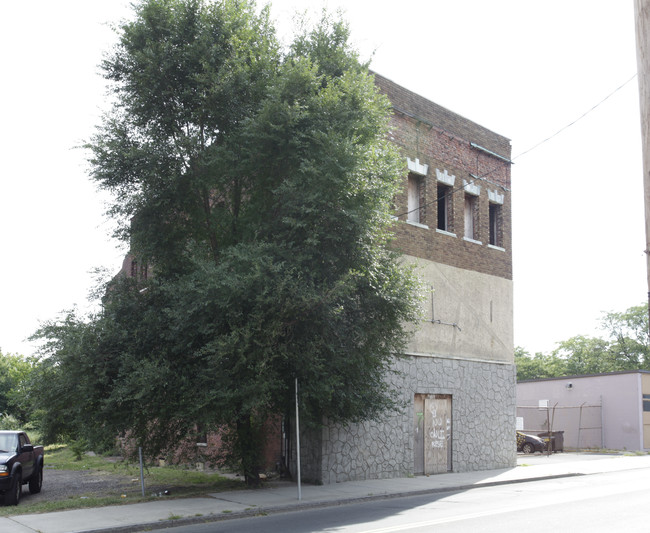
top-left (634, 0), bottom-right (650, 330)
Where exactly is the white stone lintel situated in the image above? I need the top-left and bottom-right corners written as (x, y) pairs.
top-left (407, 157), bottom-right (429, 176)
top-left (463, 179), bottom-right (481, 196)
top-left (488, 189), bottom-right (505, 204)
top-left (436, 168), bottom-right (456, 186)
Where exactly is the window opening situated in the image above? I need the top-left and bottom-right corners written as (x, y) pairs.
top-left (489, 202), bottom-right (502, 247)
top-left (464, 194), bottom-right (478, 240)
top-left (408, 175), bottom-right (422, 224)
top-left (437, 183), bottom-right (452, 232)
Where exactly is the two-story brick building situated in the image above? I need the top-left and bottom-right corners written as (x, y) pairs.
top-left (121, 72), bottom-right (517, 482)
top-left (296, 74), bottom-right (516, 483)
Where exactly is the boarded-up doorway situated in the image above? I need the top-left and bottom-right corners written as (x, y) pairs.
top-left (414, 394), bottom-right (452, 475)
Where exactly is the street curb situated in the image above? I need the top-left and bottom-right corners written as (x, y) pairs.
top-left (78, 473), bottom-right (584, 533)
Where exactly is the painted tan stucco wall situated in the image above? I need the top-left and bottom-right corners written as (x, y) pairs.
top-left (404, 255), bottom-right (514, 363)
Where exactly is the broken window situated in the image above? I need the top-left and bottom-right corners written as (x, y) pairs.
top-left (437, 183), bottom-right (452, 232)
top-left (407, 174), bottom-right (423, 224)
top-left (464, 194), bottom-right (478, 240)
top-left (489, 202), bottom-right (502, 247)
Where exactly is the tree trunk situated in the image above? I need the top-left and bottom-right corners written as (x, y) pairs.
top-left (236, 416), bottom-right (261, 488)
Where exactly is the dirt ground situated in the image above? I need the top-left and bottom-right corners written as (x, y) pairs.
top-left (17, 467), bottom-right (166, 505)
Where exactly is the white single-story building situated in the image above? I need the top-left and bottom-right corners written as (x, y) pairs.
top-left (517, 370), bottom-right (650, 451)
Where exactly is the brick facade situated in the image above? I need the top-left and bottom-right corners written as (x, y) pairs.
top-left (294, 74), bottom-right (516, 483)
top-left (374, 73), bottom-right (513, 281)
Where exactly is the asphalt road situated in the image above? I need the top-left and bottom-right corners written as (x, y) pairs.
top-left (140, 466), bottom-right (650, 533)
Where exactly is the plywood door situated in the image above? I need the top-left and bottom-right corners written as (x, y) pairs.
top-left (423, 395), bottom-right (452, 474)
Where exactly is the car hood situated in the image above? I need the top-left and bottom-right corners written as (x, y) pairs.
top-left (0, 452), bottom-right (16, 463)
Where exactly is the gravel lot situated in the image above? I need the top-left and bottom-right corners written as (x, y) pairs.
top-left (18, 467), bottom-right (154, 505)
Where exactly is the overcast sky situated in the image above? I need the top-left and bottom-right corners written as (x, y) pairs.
top-left (0, 0), bottom-right (644, 357)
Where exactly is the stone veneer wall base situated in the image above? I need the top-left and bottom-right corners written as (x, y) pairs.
top-left (294, 354), bottom-right (516, 484)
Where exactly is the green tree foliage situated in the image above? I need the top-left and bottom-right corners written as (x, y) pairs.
top-left (553, 335), bottom-right (615, 376)
top-left (514, 347), bottom-right (567, 381)
top-left (515, 303), bottom-right (650, 381)
top-left (0, 350), bottom-right (36, 423)
top-left (600, 304), bottom-right (650, 370)
top-left (31, 0), bottom-right (421, 484)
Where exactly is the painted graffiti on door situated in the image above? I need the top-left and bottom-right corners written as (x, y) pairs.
top-left (414, 394), bottom-right (452, 475)
top-left (427, 405), bottom-right (446, 447)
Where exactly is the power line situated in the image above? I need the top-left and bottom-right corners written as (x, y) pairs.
top-left (513, 73), bottom-right (638, 161)
top-left (394, 73), bottom-right (639, 220)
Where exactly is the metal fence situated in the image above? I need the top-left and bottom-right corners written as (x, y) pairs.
top-left (517, 402), bottom-right (603, 450)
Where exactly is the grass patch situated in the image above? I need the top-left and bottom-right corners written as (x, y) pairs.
top-left (45, 445), bottom-right (242, 490)
top-left (45, 444), bottom-right (118, 471)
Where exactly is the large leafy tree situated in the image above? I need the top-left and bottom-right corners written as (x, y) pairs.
top-left (32, 0), bottom-right (420, 484)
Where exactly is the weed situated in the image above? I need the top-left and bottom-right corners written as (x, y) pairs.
top-left (69, 439), bottom-right (89, 461)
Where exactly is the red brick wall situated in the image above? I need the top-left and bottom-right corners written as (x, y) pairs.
top-left (260, 415), bottom-right (283, 471)
top-left (375, 73), bottom-right (513, 281)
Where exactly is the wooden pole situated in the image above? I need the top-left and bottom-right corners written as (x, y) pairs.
top-left (634, 0), bottom-right (650, 330)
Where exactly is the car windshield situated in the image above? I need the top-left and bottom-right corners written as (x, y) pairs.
top-left (0, 434), bottom-right (18, 453)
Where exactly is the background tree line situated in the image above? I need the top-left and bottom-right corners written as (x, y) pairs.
top-left (0, 349), bottom-right (37, 428)
top-left (516, 303), bottom-right (650, 381)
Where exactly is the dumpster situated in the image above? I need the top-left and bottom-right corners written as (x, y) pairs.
top-left (538, 431), bottom-right (564, 452)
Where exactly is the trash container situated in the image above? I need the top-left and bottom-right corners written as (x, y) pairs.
top-left (538, 431), bottom-right (564, 452)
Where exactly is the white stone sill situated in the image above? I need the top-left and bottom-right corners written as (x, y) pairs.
top-left (406, 220), bottom-right (430, 230)
top-left (435, 229), bottom-right (456, 238)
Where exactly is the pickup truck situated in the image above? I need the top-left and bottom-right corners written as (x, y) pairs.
top-left (0, 431), bottom-right (44, 505)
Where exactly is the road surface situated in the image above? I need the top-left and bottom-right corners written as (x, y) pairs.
top-left (142, 466), bottom-right (649, 532)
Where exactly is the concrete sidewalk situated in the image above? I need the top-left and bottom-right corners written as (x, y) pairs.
top-left (2, 453), bottom-right (649, 533)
